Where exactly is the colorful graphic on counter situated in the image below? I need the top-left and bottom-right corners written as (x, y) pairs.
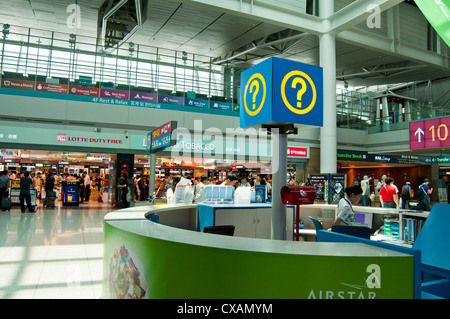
top-left (108, 245), bottom-right (147, 299)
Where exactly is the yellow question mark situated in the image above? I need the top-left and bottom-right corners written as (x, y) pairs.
top-left (291, 77), bottom-right (307, 108)
top-left (249, 79), bottom-right (260, 110)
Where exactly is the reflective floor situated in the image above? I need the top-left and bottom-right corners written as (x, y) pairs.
top-left (0, 200), bottom-right (112, 299)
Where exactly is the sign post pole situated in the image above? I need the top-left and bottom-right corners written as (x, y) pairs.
top-left (271, 130), bottom-right (287, 240)
top-left (148, 153), bottom-right (156, 202)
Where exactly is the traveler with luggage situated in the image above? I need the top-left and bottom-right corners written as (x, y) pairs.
top-left (20, 171), bottom-right (35, 213)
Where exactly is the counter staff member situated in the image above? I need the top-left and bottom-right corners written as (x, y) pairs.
top-left (333, 185), bottom-right (363, 226)
top-left (379, 177), bottom-right (399, 209)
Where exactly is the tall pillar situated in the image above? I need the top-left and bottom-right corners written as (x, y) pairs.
top-left (271, 130), bottom-right (287, 240)
top-left (319, 0), bottom-right (337, 174)
top-left (382, 96), bottom-right (390, 131)
top-left (149, 153), bottom-right (156, 202)
top-left (405, 100), bottom-right (412, 122)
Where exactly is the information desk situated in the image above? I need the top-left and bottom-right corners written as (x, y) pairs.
top-left (103, 203), bottom-right (419, 299)
top-left (298, 204), bottom-right (429, 244)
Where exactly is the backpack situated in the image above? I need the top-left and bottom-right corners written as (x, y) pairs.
top-left (401, 187), bottom-right (409, 197)
top-left (415, 185), bottom-right (425, 202)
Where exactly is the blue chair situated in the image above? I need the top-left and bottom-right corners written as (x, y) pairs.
top-left (331, 225), bottom-right (371, 239)
top-left (309, 216), bottom-right (323, 231)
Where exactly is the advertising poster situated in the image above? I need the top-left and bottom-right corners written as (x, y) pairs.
top-left (158, 94), bottom-right (184, 105)
top-left (69, 85), bottom-right (99, 97)
top-left (100, 88), bottom-right (129, 100)
top-left (36, 82), bottom-right (68, 94)
top-left (1, 78), bottom-right (35, 90)
top-left (130, 91), bottom-right (157, 102)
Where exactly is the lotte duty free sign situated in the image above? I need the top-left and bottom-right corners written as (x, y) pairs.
top-left (410, 116), bottom-right (450, 150)
top-left (240, 57), bottom-right (323, 128)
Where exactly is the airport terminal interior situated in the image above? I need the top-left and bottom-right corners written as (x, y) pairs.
top-left (1, 0), bottom-right (450, 300)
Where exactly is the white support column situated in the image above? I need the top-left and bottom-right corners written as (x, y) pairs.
top-left (405, 100), bottom-right (412, 122)
top-left (319, 0), bottom-right (337, 174)
top-left (382, 96), bottom-right (390, 131)
top-left (271, 129), bottom-right (287, 240)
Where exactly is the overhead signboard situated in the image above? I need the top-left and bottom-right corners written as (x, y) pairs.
top-left (410, 116), bottom-right (450, 150)
top-left (414, 0), bottom-right (450, 47)
top-left (240, 57), bottom-right (323, 129)
top-left (147, 121), bottom-right (177, 152)
top-left (287, 147), bottom-right (309, 158)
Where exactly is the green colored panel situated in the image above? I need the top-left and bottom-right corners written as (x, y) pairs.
top-left (103, 222), bottom-right (414, 299)
top-left (415, 0), bottom-right (450, 46)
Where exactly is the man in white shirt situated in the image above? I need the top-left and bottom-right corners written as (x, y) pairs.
top-left (360, 175), bottom-right (371, 206)
top-left (84, 173), bottom-right (92, 201)
top-left (195, 176), bottom-right (208, 202)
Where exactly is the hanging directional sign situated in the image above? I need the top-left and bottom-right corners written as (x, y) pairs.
top-left (240, 57), bottom-right (323, 129)
top-left (410, 116), bottom-right (450, 150)
top-left (147, 121), bottom-right (177, 152)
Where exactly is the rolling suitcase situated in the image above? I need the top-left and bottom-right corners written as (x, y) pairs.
top-left (1, 196), bottom-right (12, 211)
top-left (45, 190), bottom-right (56, 208)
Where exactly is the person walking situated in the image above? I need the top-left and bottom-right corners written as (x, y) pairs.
top-left (400, 182), bottom-right (413, 209)
top-left (420, 178), bottom-right (433, 211)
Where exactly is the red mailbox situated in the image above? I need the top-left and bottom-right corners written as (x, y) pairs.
top-left (280, 186), bottom-right (316, 205)
top-left (280, 186), bottom-right (316, 241)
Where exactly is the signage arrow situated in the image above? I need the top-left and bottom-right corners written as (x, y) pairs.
top-left (415, 127), bottom-right (424, 143)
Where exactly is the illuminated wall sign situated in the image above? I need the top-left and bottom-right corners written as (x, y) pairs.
top-left (410, 116), bottom-right (450, 150)
top-left (147, 121), bottom-right (178, 152)
top-left (287, 147), bottom-right (308, 158)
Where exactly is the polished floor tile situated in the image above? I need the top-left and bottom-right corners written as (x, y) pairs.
top-left (0, 200), bottom-right (111, 299)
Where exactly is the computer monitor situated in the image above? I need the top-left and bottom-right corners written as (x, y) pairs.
top-left (353, 212), bottom-right (373, 229)
top-left (203, 225), bottom-right (235, 236)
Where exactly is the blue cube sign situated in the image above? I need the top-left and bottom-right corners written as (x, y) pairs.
top-left (240, 57), bottom-right (323, 128)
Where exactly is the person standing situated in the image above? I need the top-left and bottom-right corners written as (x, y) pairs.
top-left (420, 178), bottom-right (433, 211)
top-left (84, 173), bottom-right (92, 202)
top-left (400, 182), bottom-right (413, 209)
top-left (44, 172), bottom-right (56, 208)
top-left (360, 175), bottom-right (372, 206)
top-left (20, 171), bottom-right (34, 213)
top-left (117, 173), bottom-right (129, 208)
top-left (379, 177), bottom-right (399, 209)
top-left (0, 170), bottom-right (11, 211)
top-left (194, 176), bottom-right (208, 203)
top-left (78, 174), bottom-right (85, 203)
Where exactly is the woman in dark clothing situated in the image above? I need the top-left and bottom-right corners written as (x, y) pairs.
top-left (118, 174), bottom-right (129, 208)
top-left (44, 172), bottom-right (56, 208)
top-left (20, 171), bottom-right (34, 213)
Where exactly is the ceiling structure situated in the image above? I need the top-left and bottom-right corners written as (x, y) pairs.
top-left (0, 0), bottom-right (448, 90)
